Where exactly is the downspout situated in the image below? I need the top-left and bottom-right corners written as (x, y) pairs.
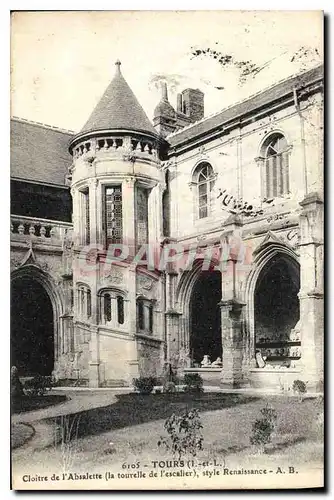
top-left (293, 86), bottom-right (308, 196)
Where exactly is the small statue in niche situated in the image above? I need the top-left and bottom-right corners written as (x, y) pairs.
top-left (201, 355), bottom-right (211, 367)
top-left (211, 357), bottom-right (222, 367)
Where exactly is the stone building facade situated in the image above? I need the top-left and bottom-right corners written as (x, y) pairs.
top-left (10, 61), bottom-right (324, 391)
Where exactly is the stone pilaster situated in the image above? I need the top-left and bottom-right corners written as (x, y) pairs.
top-left (298, 192), bottom-right (324, 392)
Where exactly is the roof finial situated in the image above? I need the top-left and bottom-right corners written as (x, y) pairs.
top-left (115, 59), bottom-right (121, 73)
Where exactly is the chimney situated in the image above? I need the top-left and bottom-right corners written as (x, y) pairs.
top-left (161, 82), bottom-right (168, 102)
top-left (176, 93), bottom-right (182, 113)
top-left (181, 88), bottom-right (204, 122)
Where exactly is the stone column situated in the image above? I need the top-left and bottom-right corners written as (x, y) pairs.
top-left (298, 192), bottom-right (324, 392)
top-left (219, 214), bottom-right (246, 387)
top-left (220, 299), bottom-right (245, 387)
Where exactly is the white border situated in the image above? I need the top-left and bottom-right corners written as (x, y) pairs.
top-left (2, 3), bottom-right (332, 499)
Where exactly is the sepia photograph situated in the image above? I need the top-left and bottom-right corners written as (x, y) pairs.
top-left (10, 10), bottom-right (324, 490)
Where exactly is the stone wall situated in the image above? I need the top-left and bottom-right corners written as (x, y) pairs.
top-left (137, 337), bottom-right (164, 379)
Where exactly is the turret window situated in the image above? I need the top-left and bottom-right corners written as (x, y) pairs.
top-left (77, 284), bottom-right (92, 320)
top-left (104, 293), bottom-right (112, 322)
top-left (117, 295), bottom-right (125, 325)
top-left (105, 186), bottom-right (123, 246)
top-left (138, 301), bottom-right (145, 330)
top-left (99, 289), bottom-right (127, 328)
top-left (137, 298), bottom-right (154, 334)
top-left (148, 304), bottom-right (153, 333)
top-left (136, 187), bottom-right (149, 247)
top-left (79, 187), bottom-right (90, 245)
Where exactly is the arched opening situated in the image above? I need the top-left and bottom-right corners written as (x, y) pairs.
top-left (190, 271), bottom-right (222, 366)
top-left (254, 254), bottom-right (300, 365)
top-left (11, 276), bottom-right (54, 376)
top-left (261, 132), bottom-right (290, 199)
top-left (192, 162), bottom-right (216, 219)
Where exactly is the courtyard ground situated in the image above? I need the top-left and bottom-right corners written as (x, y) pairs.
top-left (11, 389), bottom-right (324, 490)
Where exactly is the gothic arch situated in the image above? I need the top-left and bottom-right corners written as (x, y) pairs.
top-left (176, 258), bottom-right (221, 362)
top-left (11, 264), bottom-right (65, 371)
top-left (244, 242), bottom-right (300, 363)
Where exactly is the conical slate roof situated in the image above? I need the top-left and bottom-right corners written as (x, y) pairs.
top-left (80, 60), bottom-right (157, 136)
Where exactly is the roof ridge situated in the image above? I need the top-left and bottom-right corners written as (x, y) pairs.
top-left (167, 63), bottom-right (323, 139)
top-left (11, 116), bottom-right (75, 135)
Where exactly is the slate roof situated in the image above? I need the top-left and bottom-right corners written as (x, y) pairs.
top-left (168, 64), bottom-right (324, 148)
top-left (80, 60), bottom-right (157, 137)
top-left (11, 118), bottom-right (74, 186)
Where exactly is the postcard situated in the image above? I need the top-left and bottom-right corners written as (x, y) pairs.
top-left (10, 10), bottom-right (324, 490)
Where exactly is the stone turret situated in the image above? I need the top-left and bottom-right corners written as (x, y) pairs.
top-left (68, 61), bottom-right (165, 388)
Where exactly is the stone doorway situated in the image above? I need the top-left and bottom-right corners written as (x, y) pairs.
top-left (11, 276), bottom-right (54, 376)
top-left (190, 271), bottom-right (222, 367)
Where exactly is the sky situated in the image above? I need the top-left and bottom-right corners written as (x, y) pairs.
top-left (10, 10), bottom-right (323, 132)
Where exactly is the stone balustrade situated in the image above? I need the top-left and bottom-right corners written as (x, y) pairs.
top-left (72, 136), bottom-right (158, 160)
top-left (11, 215), bottom-right (73, 243)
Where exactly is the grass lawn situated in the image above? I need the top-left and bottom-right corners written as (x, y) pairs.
top-left (12, 392), bottom-right (323, 481)
top-left (70, 393), bottom-right (323, 470)
top-left (12, 394), bottom-right (67, 414)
